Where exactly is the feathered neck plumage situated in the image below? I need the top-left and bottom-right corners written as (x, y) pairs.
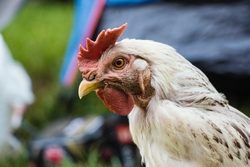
top-left (112, 39), bottom-right (228, 109)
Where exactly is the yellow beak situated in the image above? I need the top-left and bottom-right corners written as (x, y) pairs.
top-left (78, 80), bottom-right (100, 99)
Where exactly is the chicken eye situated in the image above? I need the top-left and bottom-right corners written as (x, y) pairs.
top-left (113, 58), bottom-right (125, 68)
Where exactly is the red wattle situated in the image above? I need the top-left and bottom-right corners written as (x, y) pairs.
top-left (96, 86), bottom-right (134, 116)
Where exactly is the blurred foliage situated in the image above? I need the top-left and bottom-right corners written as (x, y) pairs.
top-left (0, 148), bottom-right (112, 167)
top-left (41, 0), bottom-right (74, 3)
top-left (2, 1), bottom-right (74, 130)
top-left (226, 95), bottom-right (250, 117)
top-left (2, 1), bottom-right (108, 166)
top-left (0, 154), bottom-right (28, 167)
top-left (3, 0), bottom-right (108, 130)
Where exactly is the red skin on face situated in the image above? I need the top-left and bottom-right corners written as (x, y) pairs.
top-left (96, 85), bottom-right (134, 116)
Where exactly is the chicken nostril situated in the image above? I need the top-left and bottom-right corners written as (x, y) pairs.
top-left (88, 73), bottom-right (96, 81)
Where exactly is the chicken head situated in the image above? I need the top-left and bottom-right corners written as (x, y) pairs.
top-left (78, 24), bottom-right (154, 116)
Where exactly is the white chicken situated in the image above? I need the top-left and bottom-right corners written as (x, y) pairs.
top-left (77, 23), bottom-right (250, 167)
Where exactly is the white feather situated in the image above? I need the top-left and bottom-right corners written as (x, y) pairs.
top-left (105, 39), bottom-right (250, 167)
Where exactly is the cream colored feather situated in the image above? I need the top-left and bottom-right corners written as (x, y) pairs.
top-left (105, 39), bottom-right (250, 167)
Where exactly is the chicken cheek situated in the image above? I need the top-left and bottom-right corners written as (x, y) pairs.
top-left (96, 87), bottom-right (134, 116)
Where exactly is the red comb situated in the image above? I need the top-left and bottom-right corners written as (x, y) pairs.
top-left (78, 23), bottom-right (128, 62)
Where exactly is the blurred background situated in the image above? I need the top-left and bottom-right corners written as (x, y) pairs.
top-left (1, 0), bottom-right (250, 166)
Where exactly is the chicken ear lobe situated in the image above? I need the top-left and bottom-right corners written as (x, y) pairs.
top-left (138, 67), bottom-right (151, 96)
top-left (137, 68), bottom-right (153, 109)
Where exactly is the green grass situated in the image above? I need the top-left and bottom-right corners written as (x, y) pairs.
top-left (3, 1), bottom-right (74, 128)
top-left (0, 148), bottom-right (113, 167)
top-left (3, 0), bottom-right (108, 128)
top-left (3, 0), bottom-right (107, 122)
top-left (1, 1), bottom-right (107, 166)
top-left (2, 1), bottom-right (73, 166)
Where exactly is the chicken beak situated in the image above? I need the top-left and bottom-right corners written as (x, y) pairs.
top-left (78, 79), bottom-right (100, 99)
